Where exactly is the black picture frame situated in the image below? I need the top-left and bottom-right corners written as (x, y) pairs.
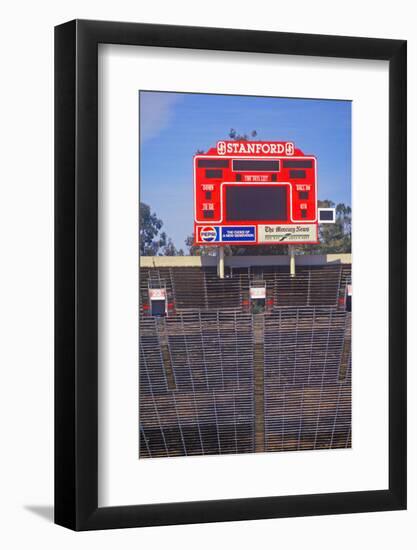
top-left (55, 19), bottom-right (407, 531)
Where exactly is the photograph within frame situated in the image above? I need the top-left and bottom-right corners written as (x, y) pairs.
top-left (138, 91), bottom-right (352, 460)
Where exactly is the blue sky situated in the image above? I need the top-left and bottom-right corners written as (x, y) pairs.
top-left (140, 91), bottom-right (351, 250)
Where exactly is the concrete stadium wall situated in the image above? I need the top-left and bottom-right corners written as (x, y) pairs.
top-left (140, 253), bottom-right (352, 268)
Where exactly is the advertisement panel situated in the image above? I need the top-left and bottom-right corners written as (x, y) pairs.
top-left (257, 224), bottom-right (317, 244)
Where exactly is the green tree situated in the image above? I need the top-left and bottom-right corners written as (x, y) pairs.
top-left (228, 128), bottom-right (258, 141)
top-left (163, 238), bottom-right (184, 256)
top-left (229, 243), bottom-right (289, 256)
top-left (140, 202), bottom-right (183, 256)
top-left (140, 202), bottom-right (165, 255)
top-left (184, 234), bottom-right (217, 256)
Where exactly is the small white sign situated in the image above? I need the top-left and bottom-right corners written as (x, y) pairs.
top-left (250, 287), bottom-right (266, 299)
top-left (318, 207), bottom-right (336, 224)
top-left (149, 288), bottom-right (166, 301)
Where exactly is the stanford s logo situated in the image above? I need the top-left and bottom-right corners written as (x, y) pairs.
top-left (285, 142), bottom-right (294, 156)
top-left (217, 141), bottom-right (227, 155)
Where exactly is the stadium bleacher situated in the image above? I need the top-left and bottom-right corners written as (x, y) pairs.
top-left (139, 258), bottom-right (352, 458)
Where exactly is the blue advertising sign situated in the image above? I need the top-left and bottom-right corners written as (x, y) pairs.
top-left (221, 226), bottom-right (256, 242)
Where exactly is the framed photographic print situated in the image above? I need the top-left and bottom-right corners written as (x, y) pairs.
top-left (55, 20), bottom-right (406, 530)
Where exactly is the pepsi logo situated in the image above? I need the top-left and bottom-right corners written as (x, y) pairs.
top-left (200, 226), bottom-right (218, 242)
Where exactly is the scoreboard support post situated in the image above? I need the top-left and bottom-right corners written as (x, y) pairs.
top-left (289, 245), bottom-right (296, 278)
top-left (217, 246), bottom-right (225, 279)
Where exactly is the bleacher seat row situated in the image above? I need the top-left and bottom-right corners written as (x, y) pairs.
top-left (139, 264), bottom-right (351, 458)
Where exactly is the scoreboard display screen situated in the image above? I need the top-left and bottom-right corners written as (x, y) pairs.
top-left (232, 159), bottom-right (280, 171)
top-left (194, 141), bottom-right (319, 246)
top-left (225, 186), bottom-right (288, 222)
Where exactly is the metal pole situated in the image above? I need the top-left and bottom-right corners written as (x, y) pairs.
top-left (217, 246), bottom-right (225, 279)
top-left (289, 245), bottom-right (296, 278)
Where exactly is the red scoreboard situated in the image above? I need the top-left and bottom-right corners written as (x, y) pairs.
top-left (194, 141), bottom-right (319, 246)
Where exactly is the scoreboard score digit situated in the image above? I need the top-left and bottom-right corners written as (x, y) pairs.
top-left (193, 141), bottom-right (319, 246)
